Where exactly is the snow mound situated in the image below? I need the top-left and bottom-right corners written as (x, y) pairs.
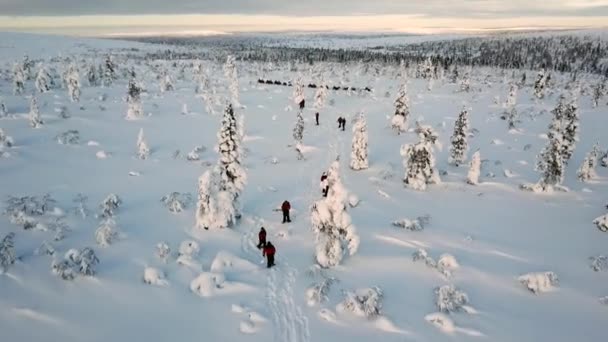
top-left (435, 284), bottom-right (470, 313)
top-left (96, 150), bottom-right (109, 159)
top-left (190, 272), bottom-right (226, 297)
top-left (593, 214), bottom-right (608, 232)
top-left (437, 254), bottom-right (460, 273)
top-left (392, 215), bottom-right (430, 231)
top-left (210, 251), bottom-right (257, 273)
top-left (239, 320), bottom-right (258, 334)
top-left (348, 194), bottom-right (360, 208)
top-left (178, 240), bottom-right (200, 258)
top-left (425, 312), bottom-right (455, 334)
top-left (143, 267), bottom-right (169, 287)
top-left (589, 255), bottom-right (608, 272)
top-left (318, 308), bottom-right (341, 325)
top-left (518, 272), bottom-right (558, 294)
top-left (373, 316), bottom-right (408, 334)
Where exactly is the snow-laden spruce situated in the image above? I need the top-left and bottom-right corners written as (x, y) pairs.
top-left (160, 192), bottom-right (192, 213)
top-left (594, 213), bottom-right (608, 232)
top-left (0, 99), bottom-right (7, 118)
top-left (52, 247), bottom-right (99, 280)
top-left (13, 63), bottom-right (25, 95)
top-left (136, 128), bottom-right (150, 160)
top-left (292, 75), bottom-right (305, 107)
top-left (126, 79), bottom-right (144, 120)
top-left (159, 70), bottom-right (174, 93)
top-left (293, 109), bottom-right (304, 144)
top-left (337, 287), bottom-right (383, 319)
top-left (0, 128), bottom-right (14, 151)
top-left (391, 83), bottom-right (410, 134)
top-left (66, 64), bottom-right (81, 102)
top-left (102, 55), bottom-right (116, 87)
top-left (401, 131), bottom-right (440, 191)
top-left (99, 193), bottom-right (122, 218)
top-left (534, 69), bottom-right (547, 99)
top-left (195, 169), bottom-right (220, 230)
top-left (306, 277), bottom-right (337, 306)
top-left (505, 82), bottom-right (518, 109)
top-left (310, 161), bottom-right (360, 268)
top-left (29, 96), bottom-right (43, 128)
top-left (35, 65), bottom-right (52, 93)
top-left (435, 284), bottom-right (470, 313)
top-left (86, 62), bottom-right (98, 86)
top-left (577, 143), bottom-right (600, 182)
top-left (467, 150), bottom-right (482, 185)
top-left (518, 271), bottom-right (558, 294)
top-left (557, 96), bottom-right (580, 164)
top-left (449, 106), bottom-right (470, 166)
top-left (313, 80), bottom-right (328, 111)
top-left (95, 217), bottom-right (119, 247)
top-left (350, 112), bottom-right (369, 170)
top-left (224, 55), bottom-right (239, 106)
top-left (414, 121), bottom-right (440, 147)
top-left (0, 232), bottom-right (16, 273)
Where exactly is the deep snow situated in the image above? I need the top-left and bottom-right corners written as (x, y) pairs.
top-left (0, 32), bottom-right (607, 342)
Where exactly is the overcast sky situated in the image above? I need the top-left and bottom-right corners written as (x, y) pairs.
top-left (1, 0), bottom-right (607, 34)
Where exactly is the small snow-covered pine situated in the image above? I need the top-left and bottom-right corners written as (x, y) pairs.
top-left (577, 143), bottom-right (600, 182)
top-left (534, 134), bottom-right (565, 191)
top-left (313, 80), bottom-right (328, 110)
top-left (35, 65), bottom-right (52, 93)
top-left (95, 218), bottom-right (118, 247)
top-left (195, 169), bottom-right (220, 230)
top-left (292, 75), bottom-right (305, 106)
top-left (505, 83), bottom-right (518, 108)
top-left (159, 70), bottom-right (174, 93)
top-left (0, 128), bottom-right (14, 150)
top-left (223, 55), bottom-right (240, 106)
top-left (401, 133), bottom-right (440, 191)
top-left (391, 83), bottom-right (410, 134)
top-left (310, 161), bottom-right (360, 268)
top-left (216, 103), bottom-right (246, 205)
top-left (0, 232), bottom-right (16, 273)
top-left (13, 63), bottom-right (25, 95)
top-left (0, 99), bottom-right (7, 118)
top-left (126, 79), bottom-right (144, 120)
top-left (350, 112), bottom-right (369, 170)
top-left (87, 62), bottom-right (98, 86)
top-left (449, 106), bottom-right (470, 166)
top-left (102, 55), bottom-right (116, 87)
top-left (594, 213), bottom-right (608, 232)
top-left (467, 150), bottom-right (481, 185)
top-left (66, 64), bottom-right (81, 102)
top-left (534, 69), bottom-right (546, 99)
top-left (414, 121), bottom-right (440, 147)
top-left (293, 110), bottom-right (304, 144)
top-left (136, 128), bottom-right (150, 160)
top-left (29, 96), bottom-right (43, 128)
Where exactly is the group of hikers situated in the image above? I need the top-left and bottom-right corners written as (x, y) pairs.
top-left (257, 172), bottom-right (330, 268)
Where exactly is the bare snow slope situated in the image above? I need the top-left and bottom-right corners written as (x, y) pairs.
top-left (0, 32), bottom-right (607, 342)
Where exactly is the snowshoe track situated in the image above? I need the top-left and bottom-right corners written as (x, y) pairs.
top-left (267, 265), bottom-right (310, 342)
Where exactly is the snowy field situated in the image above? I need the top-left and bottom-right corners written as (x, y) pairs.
top-left (0, 32), bottom-right (607, 342)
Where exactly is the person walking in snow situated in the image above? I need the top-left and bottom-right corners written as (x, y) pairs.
top-left (281, 200), bottom-right (291, 223)
top-left (263, 241), bottom-right (276, 268)
top-left (337, 117), bottom-right (346, 131)
top-left (320, 172), bottom-right (329, 197)
top-left (315, 112), bottom-right (320, 126)
top-left (257, 227), bottom-right (267, 249)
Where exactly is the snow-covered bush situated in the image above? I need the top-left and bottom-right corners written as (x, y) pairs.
top-left (86, 63), bottom-right (98, 86)
top-left (311, 161), bottom-right (360, 268)
top-left (467, 150), bottom-right (481, 185)
top-left (95, 218), bottom-right (118, 247)
top-left (66, 64), bottom-right (81, 102)
top-left (126, 79), bottom-right (143, 120)
top-left (0, 232), bottom-right (16, 273)
top-left (392, 215), bottom-right (430, 231)
top-left (52, 247), bottom-right (99, 280)
top-left (0, 128), bottom-right (14, 151)
top-left (435, 284), bottom-right (469, 313)
top-left (156, 242), bottom-right (171, 262)
top-left (143, 267), bottom-right (169, 286)
top-left (72, 193), bottom-right (90, 219)
top-left (56, 130), bottom-right (80, 145)
top-left (35, 240), bottom-right (55, 256)
top-left (99, 193), bottom-right (122, 218)
top-left (593, 213), bottom-right (608, 232)
top-left (449, 107), bottom-right (470, 166)
top-left (159, 70), bottom-right (174, 93)
top-left (178, 240), bottom-right (200, 259)
top-left (577, 143), bottom-right (600, 182)
top-left (401, 133), bottom-right (440, 191)
top-left (102, 55), bottom-right (116, 87)
top-left (589, 255), bottom-right (608, 272)
top-left (425, 312), bottom-right (455, 333)
top-left (391, 83), bottom-right (410, 134)
top-left (160, 192), bottom-right (192, 213)
top-left (337, 287), bottom-right (383, 319)
top-left (186, 146), bottom-right (205, 161)
top-left (29, 96), bottom-right (43, 128)
top-left (437, 254), bottom-right (460, 277)
top-left (195, 169), bottom-right (220, 230)
top-left (136, 128), bottom-right (150, 160)
top-left (518, 272), bottom-right (558, 294)
top-left (190, 272), bottom-right (226, 297)
top-left (13, 63), bottom-right (25, 95)
top-left (52, 260), bottom-right (76, 280)
top-left (0, 99), bottom-right (8, 118)
top-left (35, 65), bottom-right (52, 93)
top-left (413, 248), bottom-right (437, 268)
top-left (350, 113), bottom-right (369, 170)
top-left (306, 277), bottom-right (337, 306)
top-left (293, 109), bottom-right (304, 144)
top-left (314, 81), bottom-right (328, 110)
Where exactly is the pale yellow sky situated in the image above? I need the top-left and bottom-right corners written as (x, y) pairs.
top-left (1, 14), bottom-right (607, 36)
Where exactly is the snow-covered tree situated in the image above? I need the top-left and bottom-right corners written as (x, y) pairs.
top-left (435, 285), bottom-right (469, 313)
top-left (502, 106), bottom-right (519, 130)
top-left (577, 143), bottom-right (600, 182)
top-left (420, 57), bottom-right (434, 79)
top-left (449, 106), bottom-right (470, 166)
top-left (314, 80), bottom-right (328, 110)
top-left (29, 96), bottom-right (43, 128)
top-left (102, 55), bottom-right (116, 87)
top-left (601, 150), bottom-right (608, 168)
top-left (401, 132), bottom-right (440, 191)
top-left (532, 131), bottom-right (565, 191)
top-left (159, 70), bottom-right (174, 93)
top-left (66, 64), bottom-right (81, 102)
top-left (0, 128), bottom-right (14, 151)
top-left (467, 150), bottom-right (481, 185)
top-left (459, 73), bottom-right (471, 92)
top-left (560, 96), bottom-right (579, 164)
top-left (534, 69), bottom-right (546, 99)
top-left (0, 99), bottom-right (7, 118)
top-left (337, 287), bottom-right (383, 319)
top-left (13, 63), bottom-right (25, 95)
top-left (391, 83), bottom-right (410, 134)
top-left (0, 232), bottom-right (16, 273)
top-left (126, 79), bottom-right (143, 120)
top-left (224, 55), bottom-right (239, 106)
top-left (594, 213), bottom-right (608, 232)
top-left (292, 75), bottom-right (305, 107)
top-left (87, 62), bottom-right (98, 86)
top-left (195, 169), bottom-right (219, 230)
top-left (99, 194), bottom-right (122, 218)
top-left (160, 192), bottom-right (192, 213)
top-left (293, 109), bottom-right (304, 144)
top-left (217, 103), bottom-right (246, 198)
top-left (310, 161), bottom-right (360, 268)
top-left (350, 113), bottom-right (369, 170)
top-left (136, 128), bottom-right (150, 160)
top-left (95, 218), bottom-right (118, 247)
top-left (35, 65), bottom-right (52, 93)
top-left (414, 121), bottom-right (440, 147)
top-left (505, 83), bottom-right (517, 109)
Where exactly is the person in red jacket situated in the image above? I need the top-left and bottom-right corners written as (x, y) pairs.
top-left (281, 200), bottom-right (291, 223)
top-left (263, 241), bottom-right (276, 268)
top-left (257, 227), bottom-right (267, 249)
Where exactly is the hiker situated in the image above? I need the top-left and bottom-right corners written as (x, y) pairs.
top-left (341, 117), bottom-right (346, 131)
top-left (337, 117), bottom-right (346, 131)
top-left (257, 227), bottom-right (267, 249)
top-left (281, 200), bottom-right (291, 223)
top-left (315, 112), bottom-right (320, 126)
top-left (320, 172), bottom-right (329, 197)
top-left (263, 241), bottom-right (276, 268)
top-left (298, 99), bottom-right (305, 110)
top-left (337, 117), bottom-right (342, 129)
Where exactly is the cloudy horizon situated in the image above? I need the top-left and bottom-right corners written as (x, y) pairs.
top-left (1, 0), bottom-right (607, 35)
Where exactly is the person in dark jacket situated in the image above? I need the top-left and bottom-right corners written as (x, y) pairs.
top-left (263, 241), bottom-right (276, 268)
top-left (281, 200), bottom-right (291, 223)
top-left (257, 227), bottom-right (267, 249)
top-left (315, 112), bottom-right (320, 126)
top-left (320, 172), bottom-right (329, 197)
